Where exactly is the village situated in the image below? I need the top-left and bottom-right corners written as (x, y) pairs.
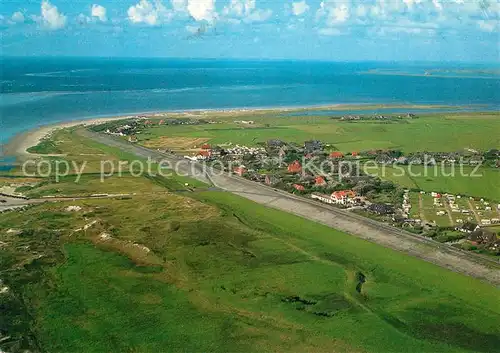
top-left (95, 116), bottom-right (499, 167)
top-left (339, 112), bottom-right (417, 121)
top-left (179, 137), bottom-right (500, 256)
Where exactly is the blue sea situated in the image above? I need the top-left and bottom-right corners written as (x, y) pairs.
top-left (1, 57), bottom-right (499, 154)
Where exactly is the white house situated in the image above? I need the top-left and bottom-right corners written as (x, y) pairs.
top-left (311, 193), bottom-right (334, 204)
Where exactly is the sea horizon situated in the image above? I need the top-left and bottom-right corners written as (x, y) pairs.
top-left (2, 56), bottom-right (499, 151)
top-left (3, 55), bottom-right (500, 65)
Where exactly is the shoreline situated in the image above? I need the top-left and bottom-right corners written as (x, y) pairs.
top-left (2, 115), bottom-right (135, 159)
top-left (1, 102), bottom-right (496, 159)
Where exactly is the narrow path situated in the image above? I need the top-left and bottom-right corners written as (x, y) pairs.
top-left (468, 199), bottom-right (482, 224)
top-left (443, 198), bottom-right (455, 226)
top-left (418, 194), bottom-right (427, 223)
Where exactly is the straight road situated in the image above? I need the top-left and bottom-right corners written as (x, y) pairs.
top-left (77, 129), bottom-right (500, 285)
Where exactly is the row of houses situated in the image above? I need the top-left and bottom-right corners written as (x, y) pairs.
top-left (311, 190), bottom-right (358, 206)
top-left (187, 143), bottom-right (267, 161)
top-left (401, 190), bottom-right (412, 218)
top-left (225, 145), bottom-right (265, 156)
top-left (456, 222), bottom-right (499, 251)
top-left (339, 113), bottom-right (416, 121)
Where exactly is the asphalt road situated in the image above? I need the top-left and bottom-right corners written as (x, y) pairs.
top-left (77, 129), bottom-right (500, 285)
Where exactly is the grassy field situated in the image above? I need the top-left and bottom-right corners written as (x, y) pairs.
top-left (4, 128), bottom-right (207, 196)
top-left (138, 112), bottom-right (500, 153)
top-left (420, 193), bottom-right (451, 226)
top-left (405, 191), bottom-right (480, 226)
top-left (20, 173), bottom-right (168, 198)
top-left (2, 188), bottom-right (500, 353)
top-left (377, 165), bottom-right (500, 201)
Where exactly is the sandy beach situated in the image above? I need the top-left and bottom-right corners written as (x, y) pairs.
top-left (2, 116), bottom-right (134, 158)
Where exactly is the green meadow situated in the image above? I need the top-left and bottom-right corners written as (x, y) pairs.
top-left (138, 112), bottom-right (500, 153)
top-left (2, 186), bottom-right (500, 353)
top-left (374, 165), bottom-right (500, 201)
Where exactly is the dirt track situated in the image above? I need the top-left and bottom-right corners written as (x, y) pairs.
top-left (78, 129), bottom-right (500, 286)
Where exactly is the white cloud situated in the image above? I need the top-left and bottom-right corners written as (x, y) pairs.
top-left (432, 0), bottom-right (443, 11)
top-left (187, 0), bottom-right (216, 22)
top-left (223, 0), bottom-right (273, 23)
top-left (91, 4), bottom-right (107, 22)
top-left (313, 0), bottom-right (500, 38)
top-left (128, 0), bottom-right (171, 25)
top-left (11, 11), bottom-right (25, 23)
top-left (332, 4), bottom-right (349, 23)
top-left (246, 8), bottom-right (272, 22)
top-left (223, 0), bottom-right (245, 17)
top-left (292, 1), bottom-right (310, 16)
top-left (317, 1), bottom-right (350, 26)
top-left (41, 0), bottom-right (67, 30)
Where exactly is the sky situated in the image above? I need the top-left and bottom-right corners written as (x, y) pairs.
top-left (1, 0), bottom-right (499, 62)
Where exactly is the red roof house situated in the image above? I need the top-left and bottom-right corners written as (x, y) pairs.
top-left (315, 176), bottom-right (326, 186)
top-left (197, 150), bottom-right (211, 159)
top-left (351, 151), bottom-right (359, 157)
top-left (293, 184), bottom-right (305, 191)
top-left (331, 190), bottom-right (356, 204)
top-left (329, 151), bottom-right (344, 159)
top-left (287, 160), bottom-right (302, 173)
top-left (201, 144), bottom-right (211, 150)
top-left (233, 167), bottom-right (247, 176)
